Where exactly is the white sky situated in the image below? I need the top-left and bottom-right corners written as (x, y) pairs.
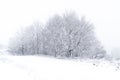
top-left (0, 0), bottom-right (120, 53)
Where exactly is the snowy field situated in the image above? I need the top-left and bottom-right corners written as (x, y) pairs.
top-left (0, 55), bottom-right (120, 80)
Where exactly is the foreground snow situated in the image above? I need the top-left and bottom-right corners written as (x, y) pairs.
top-left (0, 55), bottom-right (120, 80)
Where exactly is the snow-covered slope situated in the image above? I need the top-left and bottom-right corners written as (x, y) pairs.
top-left (0, 55), bottom-right (120, 80)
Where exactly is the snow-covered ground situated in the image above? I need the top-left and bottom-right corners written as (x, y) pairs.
top-left (0, 55), bottom-right (120, 80)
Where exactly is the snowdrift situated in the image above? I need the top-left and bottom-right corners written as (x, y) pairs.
top-left (0, 55), bottom-right (120, 80)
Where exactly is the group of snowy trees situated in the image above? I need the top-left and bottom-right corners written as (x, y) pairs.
top-left (9, 12), bottom-right (106, 59)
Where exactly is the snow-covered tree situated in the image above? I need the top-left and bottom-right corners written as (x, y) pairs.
top-left (8, 28), bottom-right (26, 55)
top-left (42, 12), bottom-right (106, 58)
top-left (41, 14), bottom-right (64, 56)
top-left (9, 12), bottom-right (106, 59)
top-left (23, 23), bottom-right (43, 55)
top-left (9, 23), bottom-right (43, 55)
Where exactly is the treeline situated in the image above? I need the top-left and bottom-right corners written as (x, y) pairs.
top-left (8, 12), bottom-right (106, 59)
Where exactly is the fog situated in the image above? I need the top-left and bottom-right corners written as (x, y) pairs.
top-left (0, 0), bottom-right (120, 53)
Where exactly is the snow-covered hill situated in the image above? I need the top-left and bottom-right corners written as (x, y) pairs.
top-left (0, 55), bottom-right (120, 80)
